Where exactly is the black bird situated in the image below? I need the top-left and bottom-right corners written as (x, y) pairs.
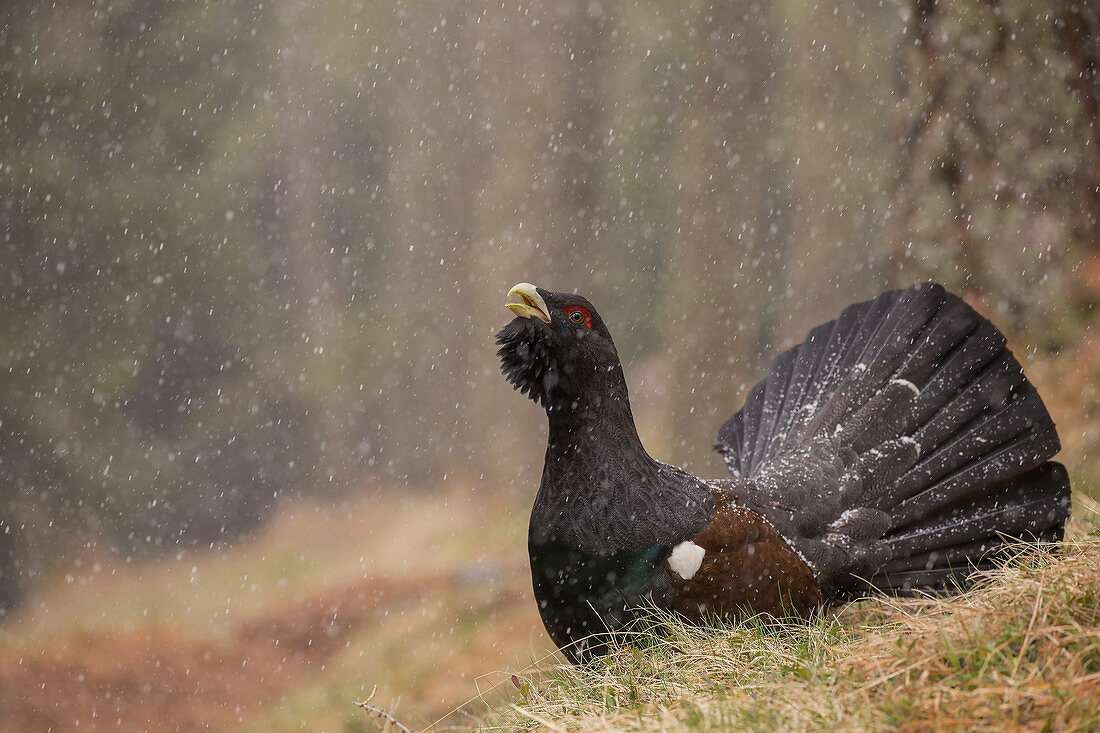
top-left (497, 282), bottom-right (1071, 663)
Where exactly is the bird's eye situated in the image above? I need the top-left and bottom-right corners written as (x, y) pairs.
top-left (563, 306), bottom-right (592, 328)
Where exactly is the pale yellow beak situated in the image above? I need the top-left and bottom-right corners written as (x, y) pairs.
top-left (506, 282), bottom-right (551, 324)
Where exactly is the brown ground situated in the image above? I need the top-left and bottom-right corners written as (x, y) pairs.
top-left (0, 488), bottom-right (546, 732)
top-left (1, 575), bottom-right (488, 731)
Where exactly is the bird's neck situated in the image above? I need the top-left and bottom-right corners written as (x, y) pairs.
top-left (543, 365), bottom-right (650, 463)
top-left (533, 363), bottom-right (715, 555)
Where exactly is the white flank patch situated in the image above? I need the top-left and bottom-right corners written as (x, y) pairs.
top-left (890, 378), bottom-right (921, 397)
top-left (668, 540), bottom-right (706, 580)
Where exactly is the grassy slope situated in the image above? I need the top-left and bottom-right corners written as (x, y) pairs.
top-left (483, 510), bottom-right (1100, 733)
top-left (1, 485), bottom-right (1097, 732)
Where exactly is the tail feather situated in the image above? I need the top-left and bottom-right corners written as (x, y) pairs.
top-left (748, 348), bottom-right (797, 475)
top-left (716, 282), bottom-right (1070, 599)
top-left (882, 385), bottom-right (1054, 518)
top-left (903, 313), bottom-right (1003, 423)
top-left (908, 353), bottom-right (1029, 459)
top-left (853, 563), bottom-right (1002, 596)
top-left (856, 522), bottom-right (1067, 597)
top-left (892, 416), bottom-right (1058, 527)
top-left (898, 300), bottom-right (983, 375)
top-left (882, 463), bottom-right (1071, 558)
top-left (851, 286), bottom-right (943, 391)
top-left (839, 464), bottom-right (1069, 597)
top-left (774, 320), bottom-right (835, 442)
top-left (877, 524), bottom-right (1066, 579)
top-left (794, 292), bottom-right (914, 445)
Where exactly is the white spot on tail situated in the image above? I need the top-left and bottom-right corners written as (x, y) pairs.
top-left (668, 541), bottom-right (706, 580)
top-left (890, 378), bottom-right (921, 397)
top-left (900, 435), bottom-right (922, 456)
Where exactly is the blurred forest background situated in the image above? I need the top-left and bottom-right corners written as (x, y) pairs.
top-left (0, 0), bottom-right (1098, 727)
top-left (3, 0), bottom-right (1100, 611)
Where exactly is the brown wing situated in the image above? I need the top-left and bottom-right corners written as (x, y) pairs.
top-left (667, 487), bottom-right (823, 622)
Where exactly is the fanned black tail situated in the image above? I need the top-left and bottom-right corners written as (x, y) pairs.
top-left (716, 282), bottom-right (1071, 598)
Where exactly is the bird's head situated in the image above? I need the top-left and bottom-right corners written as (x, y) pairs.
top-left (496, 283), bottom-right (622, 408)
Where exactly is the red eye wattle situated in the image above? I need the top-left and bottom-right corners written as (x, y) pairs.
top-left (564, 306), bottom-right (592, 329)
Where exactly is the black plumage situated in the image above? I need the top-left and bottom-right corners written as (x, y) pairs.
top-left (497, 282), bottom-right (1071, 663)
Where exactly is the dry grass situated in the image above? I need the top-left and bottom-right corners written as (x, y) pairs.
top-left (481, 515), bottom-right (1100, 732)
